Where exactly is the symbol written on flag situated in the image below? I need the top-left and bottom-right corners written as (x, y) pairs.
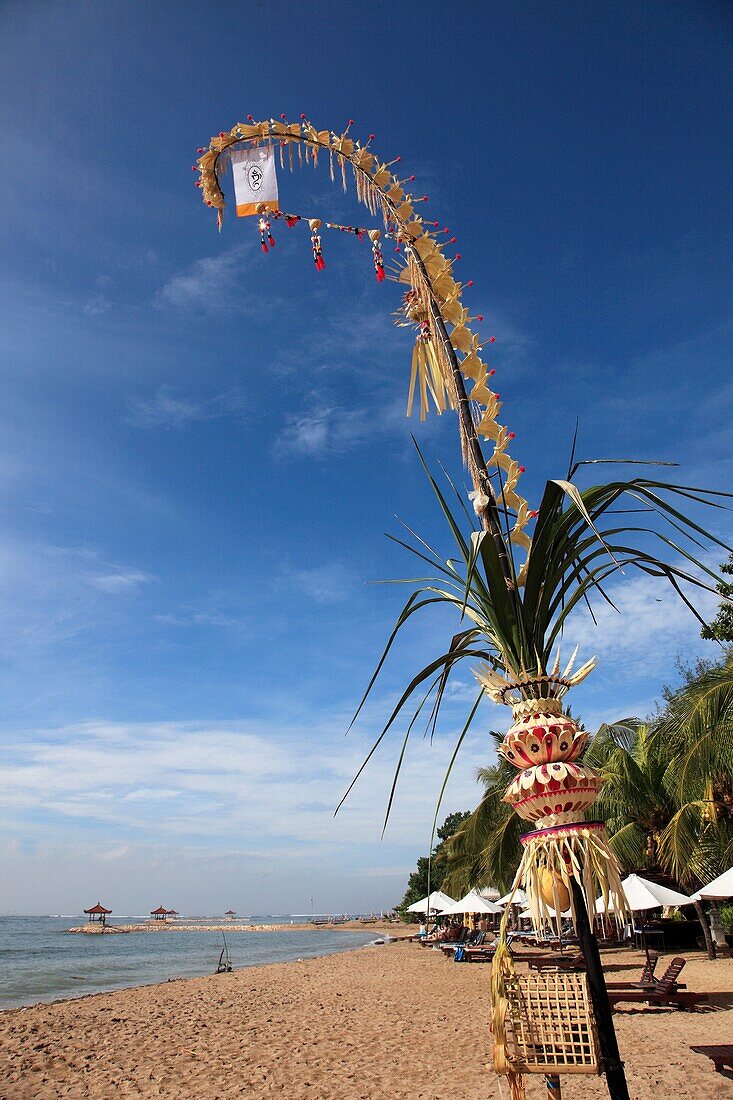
top-left (231, 146), bottom-right (279, 218)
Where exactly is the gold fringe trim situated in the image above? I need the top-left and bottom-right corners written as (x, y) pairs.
top-left (512, 821), bottom-right (629, 937)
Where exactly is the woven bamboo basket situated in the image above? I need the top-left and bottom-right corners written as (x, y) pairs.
top-left (494, 969), bottom-right (601, 1076)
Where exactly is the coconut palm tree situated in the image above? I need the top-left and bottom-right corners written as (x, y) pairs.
top-left (657, 654), bottom-right (733, 888)
top-left (584, 720), bottom-right (677, 869)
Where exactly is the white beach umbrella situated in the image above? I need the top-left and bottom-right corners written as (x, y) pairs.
top-left (519, 905), bottom-right (569, 920)
top-left (692, 866), bottom-right (733, 901)
top-left (497, 888), bottom-right (528, 907)
top-left (595, 873), bottom-right (693, 967)
top-left (406, 890), bottom-right (455, 915)
top-left (439, 890), bottom-right (503, 916)
top-left (595, 873), bottom-right (692, 913)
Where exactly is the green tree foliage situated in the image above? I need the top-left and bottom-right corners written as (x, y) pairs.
top-left (397, 810), bottom-right (470, 914)
top-left (701, 554), bottom-right (733, 642)
top-left (442, 733), bottom-right (521, 897)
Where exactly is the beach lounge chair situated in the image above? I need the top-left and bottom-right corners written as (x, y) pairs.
top-left (526, 953), bottom-right (585, 972)
top-left (408, 924), bottom-right (436, 942)
top-left (607, 955), bottom-right (687, 992)
top-left (608, 958), bottom-right (704, 1010)
top-left (690, 1045), bottom-right (733, 1074)
top-left (441, 930), bottom-right (485, 959)
top-left (604, 951), bottom-right (659, 988)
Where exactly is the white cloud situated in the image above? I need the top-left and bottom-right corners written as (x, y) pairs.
top-left (275, 395), bottom-right (406, 458)
top-left (0, 713), bottom-right (494, 855)
top-left (125, 386), bottom-right (247, 430)
top-left (558, 566), bottom-right (718, 678)
top-left (82, 292), bottom-right (110, 316)
top-left (0, 537), bottom-right (155, 651)
top-left (86, 568), bottom-right (155, 594)
top-left (157, 245), bottom-right (253, 312)
top-left (280, 562), bottom-right (352, 604)
top-left (153, 610), bottom-right (239, 627)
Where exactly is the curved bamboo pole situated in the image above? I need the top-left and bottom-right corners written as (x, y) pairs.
top-left (194, 117), bottom-right (531, 584)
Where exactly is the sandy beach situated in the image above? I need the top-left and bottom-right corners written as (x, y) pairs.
top-left (1, 940), bottom-right (731, 1099)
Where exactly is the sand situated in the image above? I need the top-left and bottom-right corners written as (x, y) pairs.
top-left (1, 941), bottom-right (731, 1099)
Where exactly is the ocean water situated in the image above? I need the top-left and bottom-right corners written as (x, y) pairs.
top-left (0, 917), bottom-right (379, 1011)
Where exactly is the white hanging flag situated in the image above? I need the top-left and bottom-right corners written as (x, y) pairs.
top-left (231, 145), bottom-right (279, 218)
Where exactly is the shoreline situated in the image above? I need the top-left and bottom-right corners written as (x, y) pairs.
top-left (3, 937), bottom-right (391, 1016)
top-left (66, 919), bottom-right (408, 935)
top-left (2, 942), bottom-right (731, 1098)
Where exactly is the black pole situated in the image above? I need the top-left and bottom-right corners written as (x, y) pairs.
top-left (570, 880), bottom-right (630, 1100)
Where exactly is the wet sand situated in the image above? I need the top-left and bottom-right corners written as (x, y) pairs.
top-left (1, 941), bottom-right (731, 1098)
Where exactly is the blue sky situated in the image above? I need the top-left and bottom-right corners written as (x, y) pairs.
top-left (0, 0), bottom-right (730, 915)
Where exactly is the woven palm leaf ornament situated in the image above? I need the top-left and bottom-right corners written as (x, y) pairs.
top-left (193, 115), bottom-right (533, 566)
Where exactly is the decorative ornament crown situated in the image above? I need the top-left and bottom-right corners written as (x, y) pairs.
top-left (473, 646), bottom-right (596, 706)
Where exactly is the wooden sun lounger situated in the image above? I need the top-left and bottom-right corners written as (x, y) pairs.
top-left (608, 959), bottom-right (704, 1010)
top-left (609, 987), bottom-right (704, 1010)
top-left (605, 951), bottom-right (659, 988)
top-left (607, 955), bottom-right (687, 993)
top-left (690, 1045), bottom-right (733, 1073)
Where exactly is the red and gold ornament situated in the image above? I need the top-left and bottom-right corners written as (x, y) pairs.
top-left (258, 216), bottom-right (275, 253)
top-left (309, 218), bottom-right (325, 271)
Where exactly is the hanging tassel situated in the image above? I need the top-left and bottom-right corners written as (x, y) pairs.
top-left (259, 217), bottom-right (269, 253)
top-left (309, 219), bottom-right (325, 270)
top-left (368, 228), bottom-right (385, 282)
top-left (373, 240), bottom-right (385, 281)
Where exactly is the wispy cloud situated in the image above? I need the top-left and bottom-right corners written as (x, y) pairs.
top-left (153, 609), bottom-right (239, 627)
top-left (275, 395), bottom-right (405, 458)
top-left (82, 292), bottom-right (111, 317)
top-left (0, 715), bottom-right (494, 855)
top-left (280, 561), bottom-right (353, 604)
top-left (86, 568), bottom-right (155, 594)
top-left (124, 385), bottom-right (247, 430)
top-left (156, 245), bottom-right (254, 313)
top-left (0, 537), bottom-right (156, 652)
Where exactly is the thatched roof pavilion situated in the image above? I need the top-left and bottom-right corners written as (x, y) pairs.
top-left (84, 902), bottom-right (111, 923)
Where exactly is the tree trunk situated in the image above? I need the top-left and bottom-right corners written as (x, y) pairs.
top-left (693, 899), bottom-right (716, 960)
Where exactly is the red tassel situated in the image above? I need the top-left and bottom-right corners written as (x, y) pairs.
top-left (261, 241), bottom-right (268, 253)
top-left (316, 255), bottom-right (326, 271)
top-left (372, 240), bottom-right (385, 282)
top-left (268, 234), bottom-right (276, 248)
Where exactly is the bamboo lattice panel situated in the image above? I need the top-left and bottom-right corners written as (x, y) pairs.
top-left (502, 970), bottom-right (600, 1075)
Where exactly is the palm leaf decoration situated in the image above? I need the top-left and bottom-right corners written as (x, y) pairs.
top-left (341, 440), bottom-right (732, 825)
